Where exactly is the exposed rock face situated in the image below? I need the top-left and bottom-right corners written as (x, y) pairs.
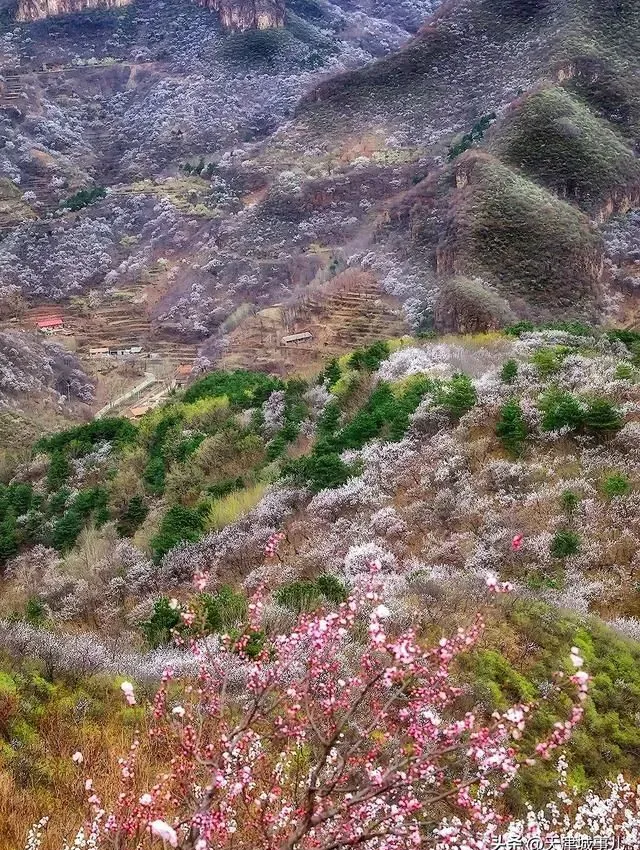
top-left (196, 0), bottom-right (285, 31)
top-left (15, 0), bottom-right (131, 21)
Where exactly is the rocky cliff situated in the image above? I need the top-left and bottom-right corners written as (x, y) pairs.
top-left (15, 0), bottom-right (131, 21)
top-left (15, 0), bottom-right (284, 26)
top-left (195, 0), bottom-right (285, 31)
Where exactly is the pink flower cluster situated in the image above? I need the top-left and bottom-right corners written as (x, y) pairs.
top-left (264, 531), bottom-right (285, 558)
top-left (68, 564), bottom-right (592, 850)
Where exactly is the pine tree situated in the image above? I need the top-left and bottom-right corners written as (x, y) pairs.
top-left (496, 399), bottom-right (528, 455)
top-left (584, 398), bottom-right (623, 435)
top-left (442, 374), bottom-right (477, 420)
top-left (500, 359), bottom-right (518, 384)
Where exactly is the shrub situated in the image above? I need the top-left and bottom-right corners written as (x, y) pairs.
top-left (201, 586), bottom-right (248, 632)
top-left (60, 185), bottom-right (106, 212)
top-left (207, 483), bottom-right (267, 531)
top-left (150, 505), bottom-right (206, 563)
top-left (348, 341), bottom-right (390, 372)
top-left (47, 450), bottom-right (70, 491)
top-left (276, 574), bottom-right (347, 613)
top-left (439, 374), bottom-right (477, 420)
top-left (550, 530), bottom-right (581, 559)
top-left (601, 473), bottom-right (631, 500)
top-left (540, 390), bottom-right (585, 432)
top-left (141, 597), bottom-right (182, 648)
top-left (496, 399), bottom-right (528, 455)
top-left (117, 496), bottom-right (149, 538)
top-left (560, 489), bottom-right (580, 515)
top-left (319, 359), bottom-right (341, 388)
top-left (37, 418), bottom-right (137, 455)
top-left (286, 451), bottom-right (355, 493)
top-left (501, 359), bottom-right (518, 384)
top-left (183, 370), bottom-right (282, 409)
top-left (614, 362), bottom-right (636, 381)
top-left (583, 398), bottom-right (623, 434)
top-left (531, 346), bottom-right (568, 377)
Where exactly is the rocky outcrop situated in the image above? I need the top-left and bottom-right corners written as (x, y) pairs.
top-left (195, 0), bottom-right (285, 30)
top-left (15, 0), bottom-right (284, 26)
top-left (15, 0), bottom-right (131, 21)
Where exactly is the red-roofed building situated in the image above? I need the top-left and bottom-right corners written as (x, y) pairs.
top-left (36, 317), bottom-right (64, 334)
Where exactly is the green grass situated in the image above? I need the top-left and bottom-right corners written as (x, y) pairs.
top-left (459, 155), bottom-right (603, 316)
top-left (498, 87), bottom-right (640, 208)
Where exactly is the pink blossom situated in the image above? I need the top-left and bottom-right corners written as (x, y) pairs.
top-left (512, 534), bottom-right (524, 551)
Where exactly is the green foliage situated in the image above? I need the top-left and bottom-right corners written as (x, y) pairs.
top-left (348, 341), bottom-right (390, 372)
top-left (496, 399), bottom-right (528, 455)
top-left (319, 358), bottom-right (341, 388)
top-left (207, 478), bottom-right (244, 500)
top-left (504, 321), bottom-right (535, 337)
top-left (316, 400), bottom-right (341, 438)
top-left (60, 185), bottom-right (106, 212)
top-left (150, 505), bottom-right (205, 563)
top-left (286, 451), bottom-right (355, 493)
top-left (583, 398), bottom-right (623, 434)
top-left (550, 529), bottom-right (581, 559)
top-left (184, 370), bottom-right (282, 409)
top-left (438, 374), bottom-right (477, 420)
top-left (500, 359), bottom-right (518, 384)
top-left (466, 157), bottom-right (602, 312)
top-left (614, 362), bottom-right (636, 381)
top-left (51, 510), bottom-right (83, 553)
top-left (531, 346), bottom-right (568, 377)
top-left (37, 418), bottom-right (137, 456)
top-left (560, 489), bottom-right (580, 515)
top-left (47, 451), bottom-right (69, 491)
top-left (116, 496), bottom-right (148, 538)
top-left (143, 455), bottom-right (166, 495)
top-left (201, 586), bottom-right (248, 633)
top-left (540, 390), bottom-right (585, 432)
top-left (540, 390), bottom-right (622, 437)
top-left (141, 597), bottom-right (182, 648)
top-left (0, 514), bottom-right (18, 565)
top-left (500, 87), bottom-right (640, 207)
top-left (447, 112), bottom-right (497, 160)
top-left (24, 597), bottom-right (46, 626)
top-left (276, 574), bottom-right (347, 613)
top-left (601, 473), bottom-right (631, 500)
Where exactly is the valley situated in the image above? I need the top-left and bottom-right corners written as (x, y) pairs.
top-left (2, 0), bottom-right (640, 848)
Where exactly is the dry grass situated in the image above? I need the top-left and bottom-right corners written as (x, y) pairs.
top-left (207, 482), bottom-right (268, 531)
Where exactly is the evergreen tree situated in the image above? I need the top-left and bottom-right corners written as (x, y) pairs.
top-left (540, 391), bottom-right (584, 432)
top-left (496, 399), bottom-right (528, 455)
top-left (0, 513), bottom-right (18, 565)
top-left (47, 450), bottom-right (70, 491)
top-left (500, 359), bottom-right (518, 384)
top-left (52, 509), bottom-right (83, 553)
top-left (441, 374), bottom-right (477, 420)
top-left (141, 597), bottom-right (182, 648)
top-left (583, 398), bottom-right (623, 435)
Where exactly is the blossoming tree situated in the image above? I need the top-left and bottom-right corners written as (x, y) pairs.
top-left (47, 563), bottom-right (593, 850)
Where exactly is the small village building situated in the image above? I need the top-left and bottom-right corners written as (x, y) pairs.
top-left (281, 331), bottom-right (313, 345)
top-left (130, 404), bottom-right (152, 419)
top-left (36, 317), bottom-right (64, 334)
top-left (174, 364), bottom-right (192, 387)
top-left (89, 347), bottom-right (110, 358)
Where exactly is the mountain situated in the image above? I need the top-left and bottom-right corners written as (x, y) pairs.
top-left (0, 0), bottom-right (638, 390)
top-left (2, 1), bottom-right (640, 847)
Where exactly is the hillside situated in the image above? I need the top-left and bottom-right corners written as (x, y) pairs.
top-left (3, 0), bottom-right (640, 847)
top-left (1, 0), bottom-right (640, 389)
top-left (2, 325), bottom-right (640, 844)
